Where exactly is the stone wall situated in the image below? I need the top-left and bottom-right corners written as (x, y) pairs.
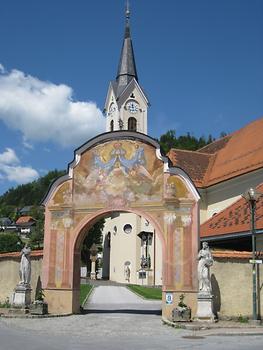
top-left (0, 251), bottom-right (43, 303)
top-left (0, 249), bottom-right (262, 318)
top-left (211, 250), bottom-right (263, 318)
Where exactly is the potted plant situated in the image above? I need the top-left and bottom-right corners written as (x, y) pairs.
top-left (30, 288), bottom-right (48, 315)
top-left (172, 294), bottom-right (191, 322)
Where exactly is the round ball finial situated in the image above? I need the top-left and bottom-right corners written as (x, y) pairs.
top-left (126, 0), bottom-right (130, 20)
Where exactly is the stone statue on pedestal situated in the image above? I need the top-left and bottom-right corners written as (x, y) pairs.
top-left (197, 241), bottom-right (213, 294)
top-left (124, 265), bottom-right (131, 282)
top-left (11, 244), bottom-right (32, 312)
top-left (19, 244), bottom-right (31, 286)
top-left (196, 242), bottom-right (215, 322)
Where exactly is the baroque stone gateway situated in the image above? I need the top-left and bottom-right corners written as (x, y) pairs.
top-left (42, 133), bottom-right (200, 320)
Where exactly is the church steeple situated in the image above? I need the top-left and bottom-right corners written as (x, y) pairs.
top-left (116, 1), bottom-right (138, 93)
top-left (104, 1), bottom-right (149, 135)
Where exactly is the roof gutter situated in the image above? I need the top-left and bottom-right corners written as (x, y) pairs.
top-left (201, 229), bottom-right (263, 242)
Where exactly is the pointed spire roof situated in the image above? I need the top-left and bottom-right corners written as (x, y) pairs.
top-left (116, 1), bottom-right (138, 95)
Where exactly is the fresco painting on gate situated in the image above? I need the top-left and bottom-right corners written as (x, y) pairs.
top-left (73, 140), bottom-right (163, 207)
top-left (50, 181), bottom-right (72, 206)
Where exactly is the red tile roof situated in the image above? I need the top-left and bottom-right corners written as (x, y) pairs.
top-left (200, 183), bottom-right (263, 238)
top-left (204, 118), bottom-right (263, 186)
top-left (0, 250), bottom-right (43, 259)
top-left (169, 117), bottom-right (263, 188)
top-left (168, 149), bottom-right (212, 187)
top-left (198, 135), bottom-right (231, 154)
top-left (212, 249), bottom-right (252, 259)
top-left (16, 216), bottom-right (36, 224)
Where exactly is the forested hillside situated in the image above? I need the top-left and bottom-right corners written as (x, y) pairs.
top-left (158, 130), bottom-right (222, 154)
top-left (0, 169), bottom-right (65, 218)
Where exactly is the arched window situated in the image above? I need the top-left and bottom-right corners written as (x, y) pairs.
top-left (110, 120), bottom-right (114, 131)
top-left (128, 117), bottom-right (137, 131)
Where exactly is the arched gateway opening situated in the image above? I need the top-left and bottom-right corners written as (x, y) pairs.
top-left (75, 209), bottom-right (165, 289)
top-left (42, 131), bottom-right (200, 321)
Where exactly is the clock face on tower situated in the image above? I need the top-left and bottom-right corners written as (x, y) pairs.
top-left (126, 101), bottom-right (139, 114)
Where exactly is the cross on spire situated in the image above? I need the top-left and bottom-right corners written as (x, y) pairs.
top-left (116, 0), bottom-right (138, 93)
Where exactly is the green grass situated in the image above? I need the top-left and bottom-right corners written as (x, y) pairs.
top-left (127, 285), bottom-right (162, 300)
top-left (80, 284), bottom-right (93, 306)
top-left (237, 315), bottom-right (249, 323)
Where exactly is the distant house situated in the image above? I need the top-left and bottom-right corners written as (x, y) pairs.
top-left (19, 206), bottom-right (34, 216)
top-left (0, 217), bottom-right (17, 233)
top-left (0, 217), bottom-right (13, 227)
top-left (16, 216), bottom-right (36, 235)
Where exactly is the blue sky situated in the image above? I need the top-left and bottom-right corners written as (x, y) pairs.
top-left (0, 0), bottom-right (262, 195)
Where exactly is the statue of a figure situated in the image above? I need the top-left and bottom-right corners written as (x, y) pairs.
top-left (197, 242), bottom-right (213, 294)
top-left (124, 265), bottom-right (131, 282)
top-left (19, 244), bottom-right (31, 285)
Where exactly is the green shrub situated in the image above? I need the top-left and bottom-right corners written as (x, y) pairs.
top-left (0, 233), bottom-right (22, 253)
top-left (0, 297), bottom-right (11, 308)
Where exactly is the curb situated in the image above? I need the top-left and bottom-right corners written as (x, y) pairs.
top-left (162, 316), bottom-right (263, 336)
top-left (81, 285), bottom-right (94, 307)
top-left (0, 313), bottom-right (73, 319)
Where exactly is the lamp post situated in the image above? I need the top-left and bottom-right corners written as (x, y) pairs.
top-left (242, 188), bottom-right (261, 321)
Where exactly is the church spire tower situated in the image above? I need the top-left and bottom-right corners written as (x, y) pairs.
top-left (105, 1), bottom-right (149, 134)
top-left (116, 0), bottom-right (138, 91)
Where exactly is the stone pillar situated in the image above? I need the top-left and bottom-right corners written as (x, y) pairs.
top-left (90, 256), bottom-right (97, 280)
top-left (89, 243), bottom-right (98, 280)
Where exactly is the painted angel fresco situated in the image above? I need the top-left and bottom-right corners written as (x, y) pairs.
top-left (74, 141), bottom-right (163, 207)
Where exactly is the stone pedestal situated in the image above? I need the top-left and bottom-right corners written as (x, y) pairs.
top-left (172, 307), bottom-right (191, 322)
top-left (90, 259), bottom-right (96, 280)
top-left (30, 301), bottom-right (48, 315)
top-left (12, 284), bottom-right (32, 308)
top-left (196, 294), bottom-right (215, 322)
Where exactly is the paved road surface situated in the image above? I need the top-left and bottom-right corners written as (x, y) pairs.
top-left (0, 285), bottom-right (262, 350)
top-left (85, 285), bottom-right (161, 312)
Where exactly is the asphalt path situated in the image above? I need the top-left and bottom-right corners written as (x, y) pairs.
top-left (84, 285), bottom-right (162, 313)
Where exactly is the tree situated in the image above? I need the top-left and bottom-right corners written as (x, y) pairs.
top-left (0, 233), bottom-right (22, 253)
top-left (159, 129), bottom-right (214, 153)
top-left (81, 219), bottom-right (105, 276)
top-left (0, 169), bottom-right (66, 221)
top-left (0, 169), bottom-right (66, 211)
top-left (29, 206), bottom-right (45, 249)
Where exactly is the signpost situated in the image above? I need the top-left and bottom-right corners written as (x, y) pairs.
top-left (165, 293), bottom-right (173, 305)
top-left (249, 259), bottom-right (263, 264)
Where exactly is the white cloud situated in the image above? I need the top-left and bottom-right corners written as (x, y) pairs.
top-left (0, 64), bottom-right (105, 147)
top-left (22, 136), bottom-right (34, 150)
top-left (0, 148), bottom-right (19, 165)
top-left (0, 148), bottom-right (39, 184)
top-left (0, 64), bottom-right (5, 73)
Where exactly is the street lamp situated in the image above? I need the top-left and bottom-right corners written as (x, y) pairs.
top-left (242, 188), bottom-right (262, 321)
